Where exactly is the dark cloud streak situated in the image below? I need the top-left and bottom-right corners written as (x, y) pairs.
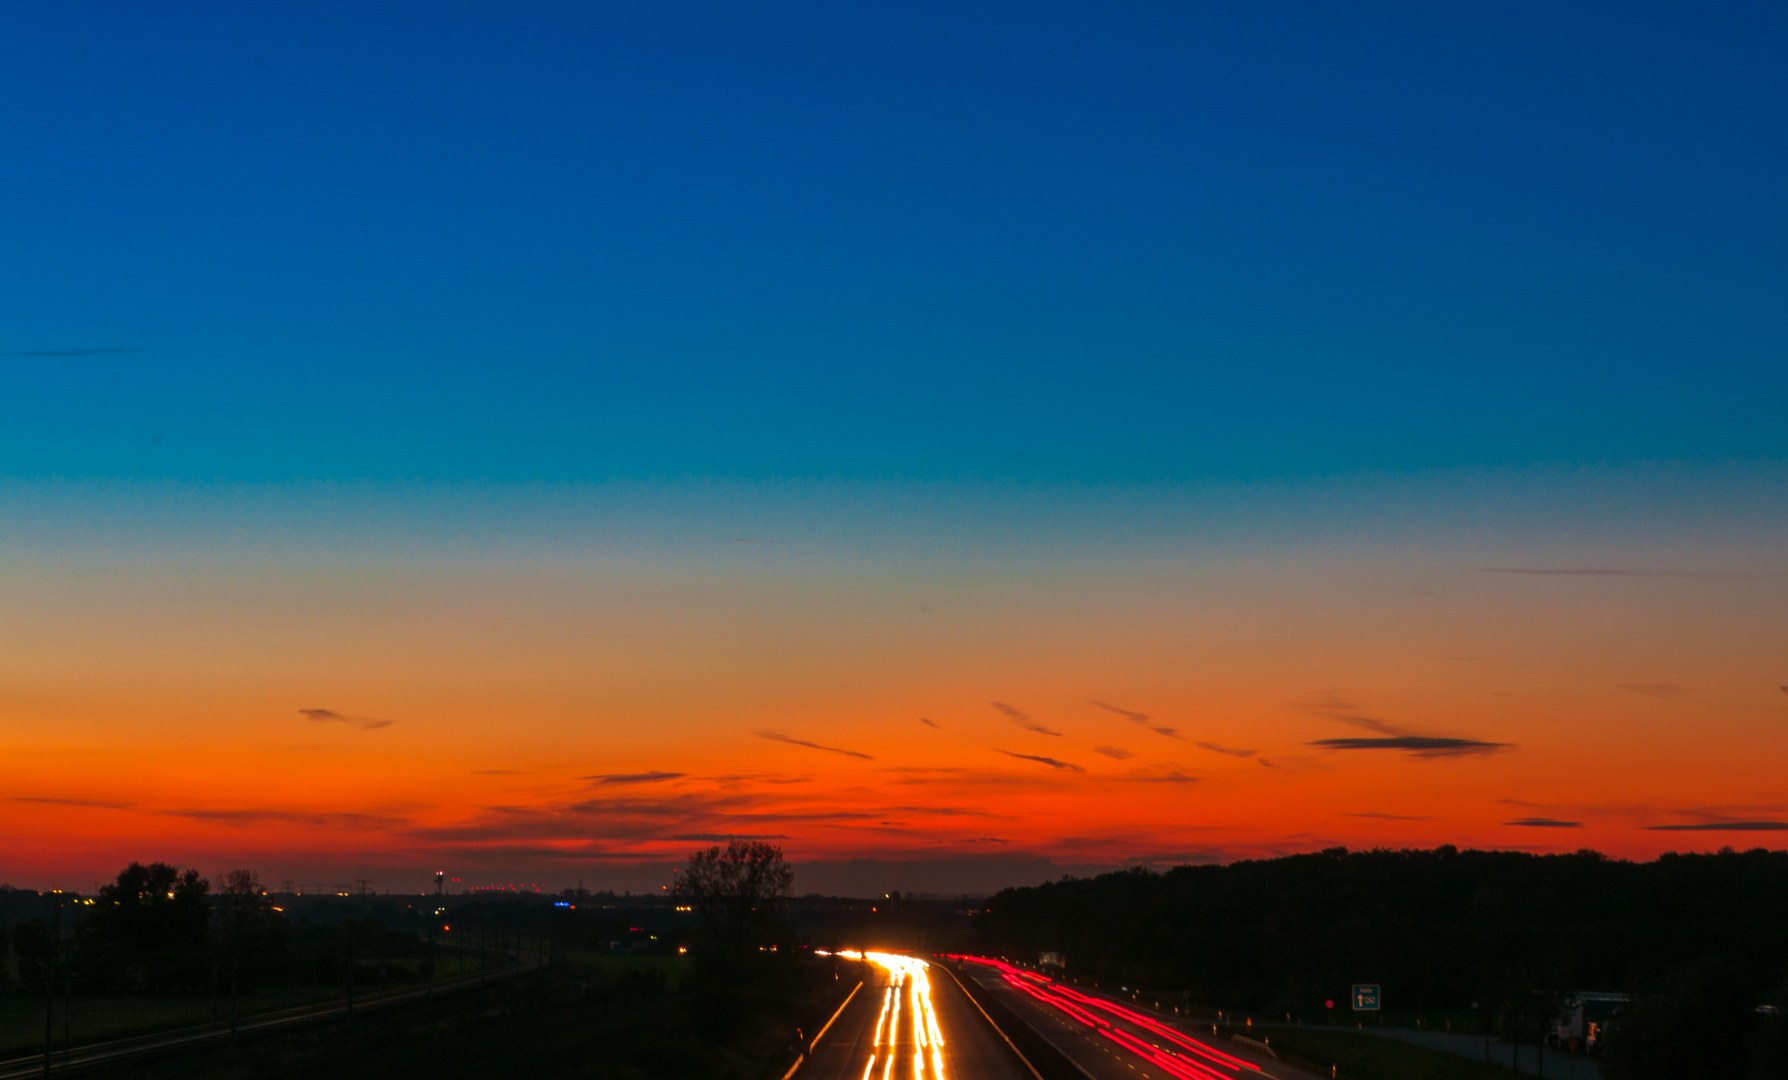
top-left (1091, 700), bottom-right (1182, 739)
top-left (1647, 821), bottom-right (1788, 831)
top-left (299, 708), bottom-right (393, 730)
top-left (1310, 736), bottom-right (1508, 758)
top-left (582, 771), bottom-right (686, 785)
top-left (755, 732), bottom-right (873, 760)
top-left (997, 750), bottom-right (1084, 773)
top-left (10, 796), bottom-right (134, 810)
top-left (1480, 567), bottom-right (1743, 579)
top-left (992, 702), bottom-right (1060, 737)
top-left (7, 346), bottom-right (142, 357)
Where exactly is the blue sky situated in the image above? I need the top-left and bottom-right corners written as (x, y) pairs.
top-left (3, 1), bottom-right (1785, 483)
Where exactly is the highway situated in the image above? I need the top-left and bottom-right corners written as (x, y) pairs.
top-left (952, 956), bottom-right (1320, 1080)
top-left (798, 952), bottom-right (1034, 1080)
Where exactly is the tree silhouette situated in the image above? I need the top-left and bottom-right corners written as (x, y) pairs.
top-left (81, 862), bottom-right (210, 991)
top-left (677, 841), bottom-right (794, 958)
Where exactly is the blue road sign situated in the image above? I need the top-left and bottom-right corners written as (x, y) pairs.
top-left (1352, 984), bottom-right (1381, 1011)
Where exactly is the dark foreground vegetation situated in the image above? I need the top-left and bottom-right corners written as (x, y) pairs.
top-left (76, 949), bottom-right (851, 1080)
top-left (975, 845), bottom-right (1788, 1079)
top-left (1, 843), bottom-right (864, 1078)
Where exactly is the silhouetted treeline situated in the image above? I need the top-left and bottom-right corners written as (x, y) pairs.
top-left (974, 846), bottom-right (1788, 1014)
top-left (0, 864), bottom-right (591, 1001)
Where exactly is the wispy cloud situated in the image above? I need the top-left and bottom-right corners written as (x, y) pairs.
top-left (582, 771), bottom-right (686, 786)
top-left (299, 708), bottom-right (393, 730)
top-left (887, 806), bottom-right (1009, 818)
top-left (1300, 695), bottom-right (1505, 758)
top-left (1126, 771), bottom-right (1199, 784)
top-left (992, 702), bottom-right (1060, 737)
top-left (10, 796), bottom-right (133, 810)
top-left (729, 537), bottom-right (814, 553)
top-left (1346, 812), bottom-right (1435, 821)
top-left (471, 769), bottom-right (527, 775)
top-left (409, 790), bottom-right (883, 850)
top-left (755, 732), bottom-right (874, 760)
top-left (1310, 736), bottom-right (1508, 758)
top-left (1092, 700), bottom-right (1181, 739)
top-left (1646, 821), bottom-right (1788, 831)
top-left (671, 833), bottom-right (789, 841)
top-left (919, 717), bottom-right (940, 729)
top-left (1296, 695), bottom-right (1405, 735)
top-left (1480, 567), bottom-right (1744, 579)
top-left (6, 346), bottom-right (142, 357)
top-left (881, 767), bottom-right (1068, 792)
top-left (1505, 817), bottom-right (1583, 828)
top-left (1197, 741), bottom-right (1257, 759)
top-left (1619, 683), bottom-right (1684, 699)
top-left (164, 808), bottom-right (407, 829)
top-left (1093, 746), bottom-right (1135, 760)
top-left (998, 750), bottom-right (1084, 773)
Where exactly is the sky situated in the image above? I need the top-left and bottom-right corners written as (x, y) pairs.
top-left (2, 2), bottom-right (1786, 896)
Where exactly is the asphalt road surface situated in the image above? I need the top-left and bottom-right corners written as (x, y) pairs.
top-left (956, 958), bottom-right (1320, 1080)
top-left (801, 953), bottom-right (1033, 1080)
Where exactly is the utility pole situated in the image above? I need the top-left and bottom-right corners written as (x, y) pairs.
top-left (229, 900), bottom-right (240, 1045)
top-left (43, 893), bottom-right (59, 1080)
top-left (345, 921), bottom-right (356, 1019)
top-left (62, 927), bottom-right (72, 1059)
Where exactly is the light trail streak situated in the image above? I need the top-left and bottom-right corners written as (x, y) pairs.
top-left (874, 987), bottom-right (893, 1046)
top-left (1048, 983), bottom-right (1257, 1072)
top-left (862, 1054), bottom-right (878, 1080)
top-left (890, 993), bottom-right (902, 1062)
top-left (948, 955), bottom-right (1260, 1078)
top-left (863, 952), bottom-right (945, 1079)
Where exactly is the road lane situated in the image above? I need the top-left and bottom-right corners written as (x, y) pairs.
top-left (801, 953), bottom-right (1032, 1080)
top-left (953, 957), bottom-right (1319, 1080)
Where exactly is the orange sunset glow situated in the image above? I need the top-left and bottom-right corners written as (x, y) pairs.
top-left (5, 476), bottom-right (1783, 895)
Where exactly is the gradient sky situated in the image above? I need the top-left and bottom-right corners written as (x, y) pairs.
top-left (3, 2), bottom-right (1786, 895)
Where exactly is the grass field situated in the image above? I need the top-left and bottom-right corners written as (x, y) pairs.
top-left (0, 952), bottom-right (503, 1062)
top-left (1265, 1028), bottom-right (1519, 1080)
top-left (94, 956), bottom-right (836, 1080)
top-left (0, 987), bottom-right (335, 1061)
top-left (560, 951), bottom-right (692, 989)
